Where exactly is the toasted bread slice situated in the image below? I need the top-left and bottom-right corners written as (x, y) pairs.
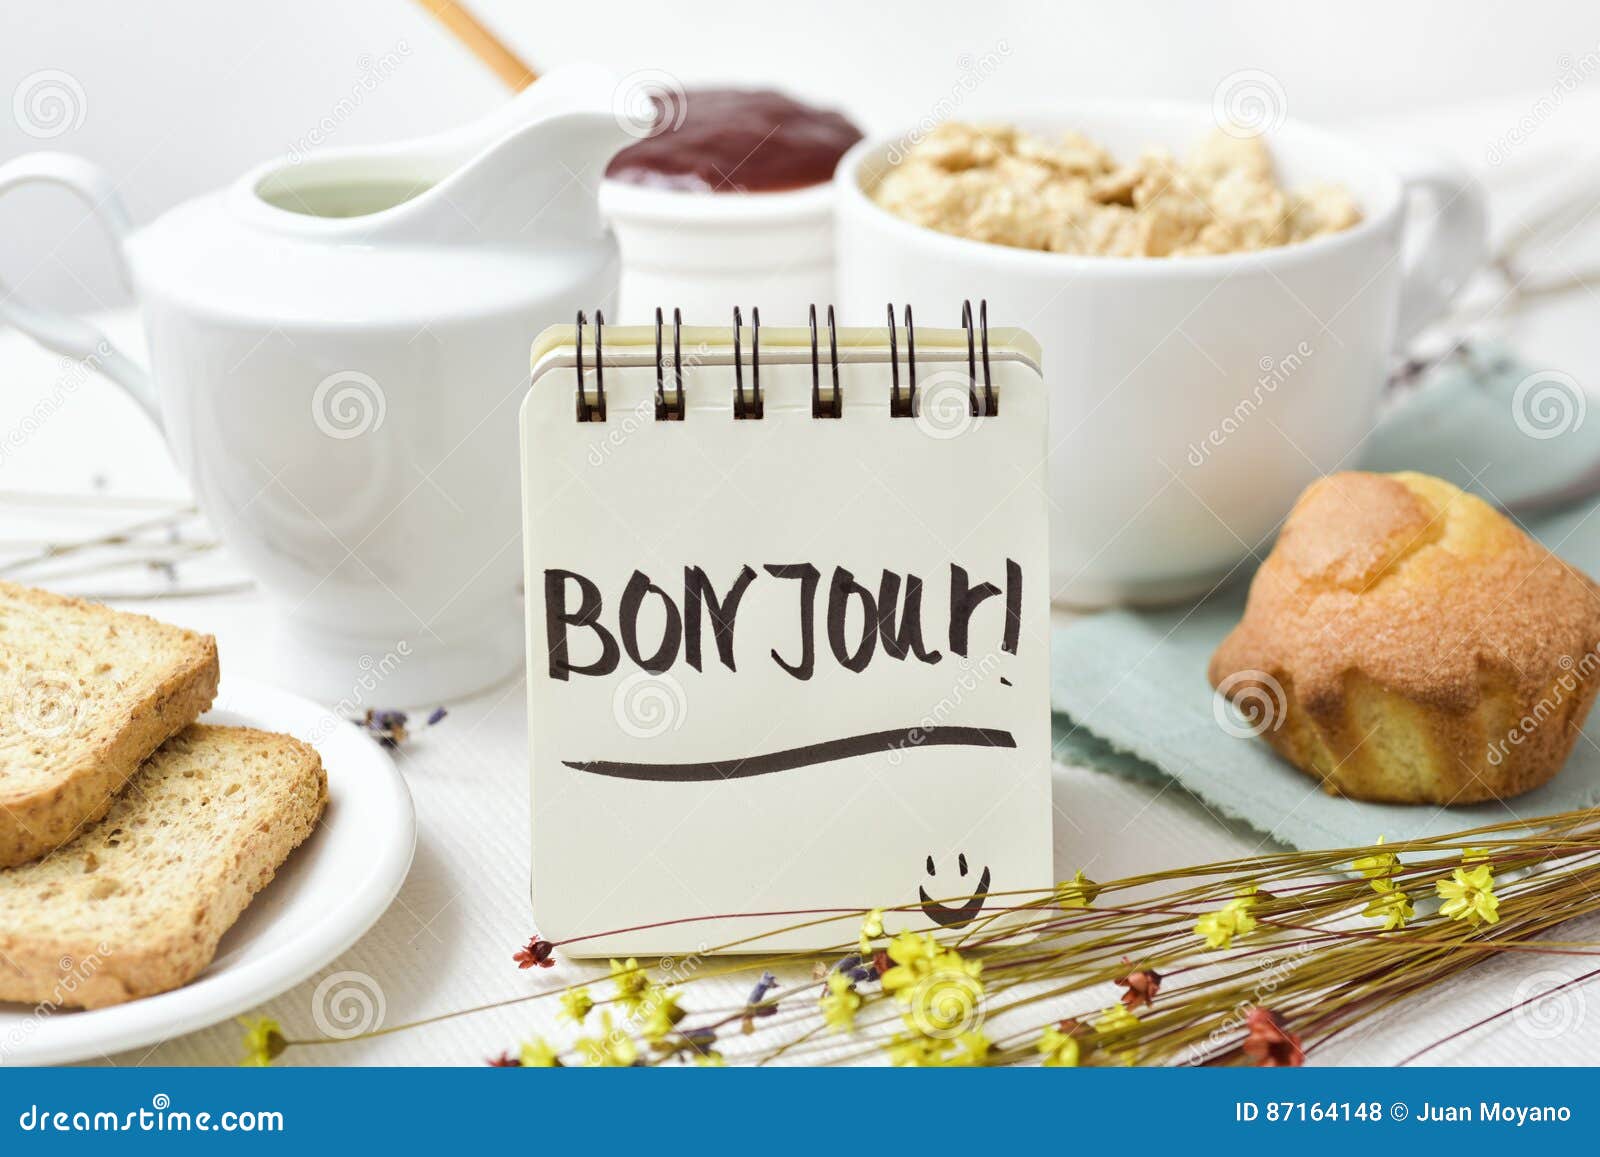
top-left (0, 581), bottom-right (219, 868)
top-left (0, 724), bottom-right (328, 1009)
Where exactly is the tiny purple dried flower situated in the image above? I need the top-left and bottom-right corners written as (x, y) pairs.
top-left (833, 952), bottom-right (878, 984)
top-left (746, 970), bottom-right (779, 1016)
top-left (355, 705), bottom-right (448, 748)
top-left (681, 1027), bottom-right (718, 1054)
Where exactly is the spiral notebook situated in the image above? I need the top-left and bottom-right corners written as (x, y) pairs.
top-left (520, 305), bottom-right (1051, 954)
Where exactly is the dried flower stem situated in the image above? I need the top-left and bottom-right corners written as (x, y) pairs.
top-left (248, 807), bottom-right (1600, 1066)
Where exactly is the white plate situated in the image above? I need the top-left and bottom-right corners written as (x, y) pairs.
top-left (0, 677), bottom-right (416, 1065)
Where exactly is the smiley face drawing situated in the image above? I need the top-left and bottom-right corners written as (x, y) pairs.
top-left (918, 852), bottom-right (992, 928)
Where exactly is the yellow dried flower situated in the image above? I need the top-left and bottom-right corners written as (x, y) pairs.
top-left (880, 930), bottom-right (941, 986)
top-left (887, 1028), bottom-right (991, 1067)
top-left (1437, 863), bottom-right (1500, 926)
top-left (820, 971), bottom-right (862, 1033)
top-left (239, 1017), bottom-right (287, 1067)
top-left (880, 936), bottom-right (984, 1044)
top-left (859, 907), bottom-right (885, 957)
top-left (638, 985), bottom-right (686, 1041)
top-left (1056, 870), bottom-right (1102, 910)
top-left (1094, 1003), bottom-right (1141, 1036)
top-left (558, 985), bottom-right (594, 1025)
top-left (519, 1037), bottom-right (562, 1067)
top-left (1195, 895), bottom-right (1258, 949)
top-left (1363, 886), bottom-right (1414, 930)
top-left (1037, 1025), bottom-right (1081, 1067)
top-left (887, 1033), bottom-right (941, 1067)
top-left (609, 957), bottom-right (651, 1011)
top-left (575, 1011), bottom-right (639, 1067)
top-left (880, 932), bottom-right (981, 1003)
top-left (1353, 835), bottom-right (1400, 891)
top-left (949, 1030), bottom-right (991, 1067)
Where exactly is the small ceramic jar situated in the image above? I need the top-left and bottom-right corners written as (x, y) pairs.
top-left (599, 88), bottom-right (860, 325)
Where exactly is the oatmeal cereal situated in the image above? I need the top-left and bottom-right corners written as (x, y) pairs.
top-left (870, 122), bottom-right (1361, 257)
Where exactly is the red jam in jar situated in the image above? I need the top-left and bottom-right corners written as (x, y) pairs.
top-left (605, 88), bottom-right (862, 193)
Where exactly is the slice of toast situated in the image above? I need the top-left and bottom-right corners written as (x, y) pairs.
top-left (0, 724), bottom-right (328, 1009)
top-left (0, 581), bottom-right (219, 868)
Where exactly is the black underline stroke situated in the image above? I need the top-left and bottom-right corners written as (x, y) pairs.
top-left (562, 726), bottom-right (1017, 782)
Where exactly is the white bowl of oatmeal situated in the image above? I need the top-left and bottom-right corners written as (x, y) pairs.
top-left (835, 105), bottom-right (1487, 607)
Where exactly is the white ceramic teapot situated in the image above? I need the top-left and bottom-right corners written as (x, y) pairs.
top-left (0, 65), bottom-right (645, 704)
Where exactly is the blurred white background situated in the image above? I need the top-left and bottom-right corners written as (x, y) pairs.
top-left (1, 0), bottom-right (1599, 313)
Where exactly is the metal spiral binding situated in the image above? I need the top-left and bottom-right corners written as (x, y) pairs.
top-left (885, 303), bottom-right (900, 415)
top-left (654, 307), bottom-right (685, 420)
top-left (961, 299), bottom-right (998, 417)
top-left (809, 304), bottom-right (841, 418)
top-left (574, 309), bottom-right (606, 422)
top-left (577, 301), bottom-right (996, 422)
top-left (731, 306), bottom-right (764, 419)
top-left (886, 302), bottom-right (916, 418)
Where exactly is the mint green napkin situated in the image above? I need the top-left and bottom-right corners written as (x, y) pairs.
top-left (1051, 348), bottom-right (1600, 849)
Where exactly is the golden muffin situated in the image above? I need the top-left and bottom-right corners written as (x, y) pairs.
top-left (1209, 471), bottom-right (1600, 804)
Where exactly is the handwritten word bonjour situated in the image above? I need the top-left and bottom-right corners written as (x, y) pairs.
top-left (545, 562), bottom-right (1021, 681)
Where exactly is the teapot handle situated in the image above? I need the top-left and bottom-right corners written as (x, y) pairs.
top-left (0, 152), bottom-right (160, 425)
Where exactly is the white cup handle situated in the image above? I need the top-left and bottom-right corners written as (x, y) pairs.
top-left (1392, 156), bottom-right (1489, 348)
top-left (0, 152), bottom-right (160, 425)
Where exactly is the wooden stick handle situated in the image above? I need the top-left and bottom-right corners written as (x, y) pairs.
top-left (416, 0), bottom-right (538, 91)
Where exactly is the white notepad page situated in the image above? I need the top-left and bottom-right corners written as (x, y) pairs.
top-left (522, 317), bottom-right (1052, 954)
